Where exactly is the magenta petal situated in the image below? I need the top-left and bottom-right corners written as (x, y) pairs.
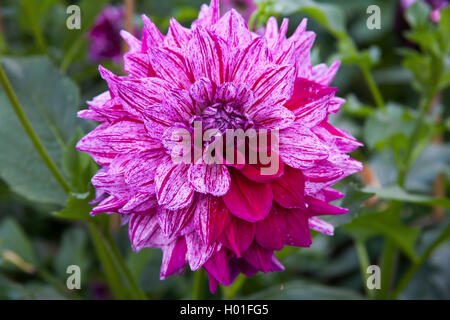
top-left (213, 9), bottom-right (252, 48)
top-left (188, 164), bottom-right (231, 196)
top-left (219, 215), bottom-right (255, 257)
top-left (279, 123), bottom-right (329, 169)
top-left (141, 15), bottom-right (164, 51)
top-left (239, 157), bottom-right (284, 183)
top-left (309, 217), bottom-right (334, 236)
top-left (256, 205), bottom-right (287, 250)
top-left (185, 231), bottom-right (219, 271)
top-left (76, 121), bottom-right (155, 166)
top-left (307, 196), bottom-right (348, 216)
top-left (272, 165), bottom-right (306, 209)
top-left (243, 243), bottom-right (282, 273)
top-left (157, 201), bottom-right (196, 238)
top-left (188, 26), bottom-right (227, 84)
top-left (120, 193), bottom-right (157, 214)
top-left (222, 170), bottom-right (273, 222)
top-left (165, 18), bottom-right (191, 49)
top-left (195, 195), bottom-right (232, 245)
top-left (125, 149), bottom-right (165, 191)
top-left (203, 248), bottom-right (233, 285)
top-left (128, 212), bottom-right (173, 251)
top-left (285, 209), bottom-right (312, 247)
top-left (160, 237), bottom-right (187, 279)
top-left (155, 162), bottom-right (194, 210)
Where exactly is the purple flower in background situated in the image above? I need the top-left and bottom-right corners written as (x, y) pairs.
top-left (77, 0), bottom-right (362, 292)
top-left (401, 0), bottom-right (449, 22)
top-left (221, 0), bottom-right (256, 20)
top-left (87, 6), bottom-right (125, 63)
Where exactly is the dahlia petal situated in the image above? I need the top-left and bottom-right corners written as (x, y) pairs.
top-left (249, 64), bottom-right (295, 111)
top-left (213, 9), bottom-right (252, 48)
top-left (312, 61), bottom-right (340, 86)
top-left (123, 52), bottom-right (152, 77)
top-left (148, 47), bottom-right (193, 89)
top-left (155, 162), bottom-right (194, 210)
top-left (120, 30), bottom-right (141, 52)
top-left (285, 209), bottom-right (312, 247)
top-left (193, 0), bottom-right (220, 28)
top-left (116, 77), bottom-right (172, 116)
top-left (279, 124), bottom-right (329, 169)
top-left (307, 197), bottom-right (348, 216)
top-left (271, 165), bottom-right (306, 209)
top-left (91, 196), bottom-right (126, 215)
top-left (165, 18), bottom-right (191, 49)
top-left (188, 163), bottom-right (231, 196)
top-left (250, 104), bottom-right (294, 130)
top-left (188, 27), bottom-right (227, 85)
top-left (219, 215), bottom-right (255, 257)
top-left (303, 163), bottom-right (344, 182)
top-left (195, 195), bottom-right (232, 245)
top-left (141, 14), bottom-right (164, 51)
top-left (222, 170), bottom-right (273, 222)
top-left (76, 121), bottom-right (155, 166)
top-left (186, 231), bottom-right (219, 271)
top-left (157, 201), bottom-right (196, 238)
top-left (309, 217), bottom-right (334, 236)
top-left (190, 77), bottom-right (215, 106)
top-left (256, 205), bottom-right (287, 250)
top-left (120, 193), bottom-right (157, 214)
top-left (230, 37), bottom-right (270, 84)
top-left (203, 248), bottom-right (234, 285)
top-left (128, 211), bottom-right (173, 251)
top-left (239, 156), bottom-right (284, 183)
top-left (160, 237), bottom-right (187, 279)
top-left (124, 149), bottom-right (166, 191)
top-left (285, 78), bottom-right (337, 128)
top-left (243, 243), bottom-right (282, 273)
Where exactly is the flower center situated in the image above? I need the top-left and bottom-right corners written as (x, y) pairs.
top-left (200, 102), bottom-right (252, 132)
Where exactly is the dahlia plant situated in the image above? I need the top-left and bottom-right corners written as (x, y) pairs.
top-left (77, 0), bottom-right (362, 292)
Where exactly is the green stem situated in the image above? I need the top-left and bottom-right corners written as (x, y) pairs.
top-left (192, 269), bottom-right (206, 300)
top-left (222, 274), bottom-right (246, 300)
top-left (0, 64), bottom-right (71, 194)
top-left (377, 239), bottom-right (397, 299)
top-left (397, 88), bottom-right (437, 187)
top-left (354, 239), bottom-right (373, 298)
top-left (390, 224), bottom-right (450, 299)
top-left (360, 63), bottom-right (386, 112)
top-left (38, 268), bottom-right (82, 300)
top-left (60, 36), bottom-right (85, 73)
top-left (88, 223), bottom-right (128, 299)
top-left (103, 231), bottom-right (147, 300)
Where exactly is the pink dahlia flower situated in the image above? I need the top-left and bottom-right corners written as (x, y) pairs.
top-left (87, 6), bottom-right (125, 63)
top-left (77, 0), bottom-right (362, 293)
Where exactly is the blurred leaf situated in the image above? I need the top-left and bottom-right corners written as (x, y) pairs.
top-left (405, 1), bottom-right (431, 29)
top-left (0, 56), bottom-right (80, 205)
top-left (271, 0), bottom-right (346, 38)
top-left (363, 103), bottom-right (415, 150)
top-left (344, 209), bottom-right (420, 261)
top-left (0, 218), bottom-right (36, 267)
top-left (323, 183), bottom-right (373, 228)
top-left (53, 227), bottom-right (89, 282)
top-left (363, 185), bottom-right (450, 209)
top-left (245, 280), bottom-right (363, 299)
top-left (126, 249), bottom-right (153, 282)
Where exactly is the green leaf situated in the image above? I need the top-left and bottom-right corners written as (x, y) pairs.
top-left (271, 0), bottom-right (346, 38)
top-left (363, 103), bottom-right (415, 150)
top-left (323, 183), bottom-right (374, 228)
top-left (0, 56), bottom-right (80, 205)
top-left (405, 1), bottom-right (431, 29)
top-left (0, 218), bottom-right (36, 268)
top-left (363, 185), bottom-right (450, 210)
top-left (63, 128), bottom-right (97, 193)
top-left (245, 280), bottom-right (363, 299)
top-left (53, 227), bottom-right (89, 282)
top-left (344, 208), bottom-right (420, 261)
top-left (53, 192), bottom-right (92, 221)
